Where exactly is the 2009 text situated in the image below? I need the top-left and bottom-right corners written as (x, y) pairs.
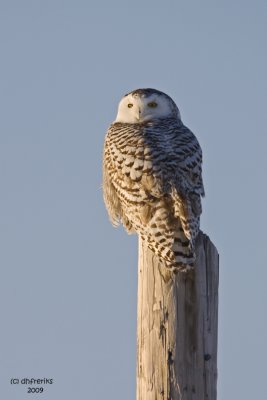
top-left (27, 387), bottom-right (44, 394)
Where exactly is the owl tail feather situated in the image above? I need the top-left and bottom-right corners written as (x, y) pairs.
top-left (140, 226), bottom-right (195, 272)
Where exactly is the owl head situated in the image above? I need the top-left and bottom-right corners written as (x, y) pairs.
top-left (115, 88), bottom-right (181, 124)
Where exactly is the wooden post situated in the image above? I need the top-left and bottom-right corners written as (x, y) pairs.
top-left (136, 231), bottom-right (219, 400)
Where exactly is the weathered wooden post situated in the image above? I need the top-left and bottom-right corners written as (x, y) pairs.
top-left (136, 231), bottom-right (219, 400)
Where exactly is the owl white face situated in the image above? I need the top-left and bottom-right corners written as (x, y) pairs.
top-left (115, 92), bottom-right (174, 124)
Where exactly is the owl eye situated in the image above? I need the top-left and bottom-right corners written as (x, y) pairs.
top-left (147, 101), bottom-right (158, 108)
top-left (127, 103), bottom-right (133, 108)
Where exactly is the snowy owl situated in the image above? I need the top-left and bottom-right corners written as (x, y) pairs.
top-left (102, 88), bottom-right (204, 271)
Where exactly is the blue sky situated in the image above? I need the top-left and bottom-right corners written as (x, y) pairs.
top-left (0, 1), bottom-right (267, 399)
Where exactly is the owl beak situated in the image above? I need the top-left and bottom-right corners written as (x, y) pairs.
top-left (136, 107), bottom-right (142, 121)
top-left (134, 108), bottom-right (141, 121)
